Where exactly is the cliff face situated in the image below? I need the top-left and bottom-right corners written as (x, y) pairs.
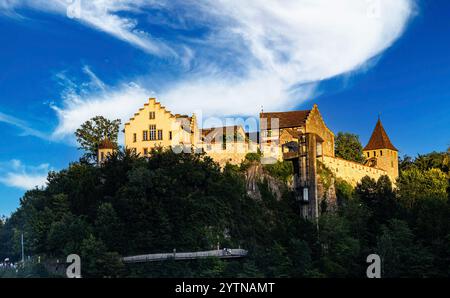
top-left (316, 160), bottom-right (338, 212)
top-left (245, 162), bottom-right (287, 201)
top-left (244, 161), bottom-right (338, 213)
top-left (317, 174), bottom-right (337, 212)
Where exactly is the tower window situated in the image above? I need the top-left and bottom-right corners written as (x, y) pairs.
top-left (158, 130), bottom-right (163, 140)
top-left (142, 130), bottom-right (149, 141)
top-left (133, 133), bottom-right (137, 143)
top-left (149, 111), bottom-right (155, 119)
top-left (149, 125), bottom-right (156, 140)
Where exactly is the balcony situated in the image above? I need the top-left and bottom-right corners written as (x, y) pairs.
top-left (282, 141), bottom-right (299, 160)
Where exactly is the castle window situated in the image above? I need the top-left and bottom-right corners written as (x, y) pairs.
top-left (133, 133), bottom-right (137, 143)
top-left (380, 150), bottom-right (383, 156)
top-left (157, 130), bottom-right (163, 140)
top-left (169, 131), bottom-right (173, 140)
top-left (367, 152), bottom-right (370, 158)
top-left (142, 130), bottom-right (149, 141)
top-left (143, 148), bottom-right (148, 156)
top-left (373, 151), bottom-right (376, 157)
top-left (149, 125), bottom-right (156, 140)
top-left (149, 111), bottom-right (155, 119)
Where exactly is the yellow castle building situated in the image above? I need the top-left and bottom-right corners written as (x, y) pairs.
top-left (124, 98), bottom-right (199, 156)
top-left (120, 97), bottom-right (399, 186)
top-left (123, 98), bottom-right (253, 165)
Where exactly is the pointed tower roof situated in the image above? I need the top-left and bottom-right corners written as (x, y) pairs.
top-left (364, 119), bottom-right (398, 151)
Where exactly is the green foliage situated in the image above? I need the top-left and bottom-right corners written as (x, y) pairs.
top-left (80, 234), bottom-right (125, 278)
top-left (335, 178), bottom-right (353, 206)
top-left (1, 143), bottom-right (449, 278)
top-left (335, 132), bottom-right (365, 163)
top-left (74, 116), bottom-right (121, 162)
top-left (317, 161), bottom-right (333, 191)
top-left (319, 214), bottom-right (360, 277)
top-left (263, 161), bottom-right (293, 183)
top-left (397, 168), bottom-right (448, 209)
top-left (245, 152), bottom-right (262, 162)
top-left (376, 220), bottom-right (435, 278)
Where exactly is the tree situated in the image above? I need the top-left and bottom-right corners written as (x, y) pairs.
top-left (80, 234), bottom-right (124, 278)
top-left (376, 219), bottom-right (434, 278)
top-left (318, 214), bottom-right (361, 277)
top-left (335, 132), bottom-right (365, 163)
top-left (397, 168), bottom-right (447, 209)
top-left (74, 116), bottom-right (121, 162)
top-left (399, 155), bottom-right (414, 172)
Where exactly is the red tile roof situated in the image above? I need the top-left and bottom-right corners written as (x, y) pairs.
top-left (364, 119), bottom-right (398, 151)
top-left (260, 110), bottom-right (311, 129)
top-left (98, 139), bottom-right (116, 149)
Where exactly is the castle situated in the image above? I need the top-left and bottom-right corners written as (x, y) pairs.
top-left (98, 97), bottom-right (399, 189)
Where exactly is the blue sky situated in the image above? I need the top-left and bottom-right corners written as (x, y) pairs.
top-left (0, 0), bottom-right (449, 215)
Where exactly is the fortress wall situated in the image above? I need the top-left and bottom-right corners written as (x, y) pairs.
top-left (204, 142), bottom-right (249, 166)
top-left (322, 155), bottom-right (387, 186)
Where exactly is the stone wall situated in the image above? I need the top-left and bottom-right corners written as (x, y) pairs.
top-left (322, 155), bottom-right (387, 186)
top-left (305, 105), bottom-right (335, 157)
top-left (204, 142), bottom-right (249, 166)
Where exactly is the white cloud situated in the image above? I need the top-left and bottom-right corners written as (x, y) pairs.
top-left (1, 0), bottom-right (416, 138)
top-left (0, 0), bottom-right (176, 57)
top-left (159, 0), bottom-right (416, 115)
top-left (0, 111), bottom-right (49, 140)
top-left (51, 77), bottom-right (153, 142)
top-left (0, 160), bottom-right (50, 190)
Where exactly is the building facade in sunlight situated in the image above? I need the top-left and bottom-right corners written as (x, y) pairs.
top-left (122, 97), bottom-right (399, 185)
top-left (123, 98), bottom-right (254, 165)
top-left (124, 98), bottom-right (199, 156)
top-left (260, 105), bottom-right (399, 185)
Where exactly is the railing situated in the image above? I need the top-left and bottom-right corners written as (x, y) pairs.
top-left (122, 249), bottom-right (248, 263)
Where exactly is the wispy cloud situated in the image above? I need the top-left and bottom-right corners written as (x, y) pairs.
top-left (0, 160), bottom-right (50, 190)
top-left (0, 111), bottom-right (49, 139)
top-left (1, 0), bottom-right (417, 139)
top-left (0, 0), bottom-right (177, 57)
top-left (51, 79), bottom-right (152, 142)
